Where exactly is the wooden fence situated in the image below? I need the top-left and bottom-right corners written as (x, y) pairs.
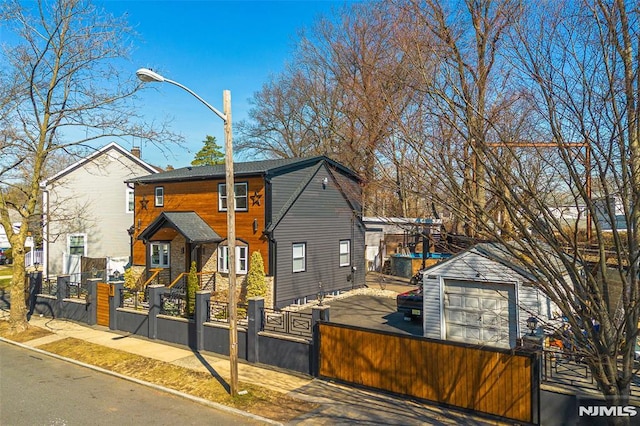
top-left (319, 322), bottom-right (539, 424)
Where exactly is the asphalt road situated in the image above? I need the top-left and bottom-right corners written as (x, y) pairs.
top-left (0, 342), bottom-right (266, 426)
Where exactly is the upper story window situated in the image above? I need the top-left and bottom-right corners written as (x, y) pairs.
top-left (292, 242), bottom-right (306, 273)
top-left (155, 187), bottom-right (164, 207)
top-left (218, 245), bottom-right (248, 274)
top-left (150, 242), bottom-right (170, 268)
top-left (218, 182), bottom-right (248, 211)
top-left (126, 188), bottom-right (135, 213)
top-left (339, 240), bottom-right (351, 266)
top-left (68, 234), bottom-right (87, 256)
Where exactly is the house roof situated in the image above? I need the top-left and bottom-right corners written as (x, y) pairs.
top-left (40, 142), bottom-right (159, 187)
top-left (421, 241), bottom-right (537, 283)
top-left (126, 156), bottom-right (361, 184)
top-left (421, 241), bottom-right (572, 284)
top-left (138, 212), bottom-right (223, 244)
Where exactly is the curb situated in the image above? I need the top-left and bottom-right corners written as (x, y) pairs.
top-left (0, 336), bottom-right (283, 426)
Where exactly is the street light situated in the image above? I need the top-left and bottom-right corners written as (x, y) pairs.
top-left (136, 68), bottom-right (239, 395)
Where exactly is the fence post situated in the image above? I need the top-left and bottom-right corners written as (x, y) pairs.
top-left (247, 297), bottom-right (264, 363)
top-left (531, 350), bottom-right (541, 425)
top-left (195, 290), bottom-right (211, 351)
top-left (56, 275), bottom-right (70, 301)
top-left (311, 305), bottom-right (330, 377)
top-left (27, 272), bottom-right (42, 319)
top-left (147, 284), bottom-right (164, 340)
top-left (85, 278), bottom-right (100, 325)
top-left (110, 281), bottom-right (124, 330)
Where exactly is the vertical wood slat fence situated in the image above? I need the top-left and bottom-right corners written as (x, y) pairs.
top-left (319, 322), bottom-right (538, 424)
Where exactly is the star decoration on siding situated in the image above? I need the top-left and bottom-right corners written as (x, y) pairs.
top-left (140, 196), bottom-right (149, 210)
top-left (250, 191), bottom-right (262, 206)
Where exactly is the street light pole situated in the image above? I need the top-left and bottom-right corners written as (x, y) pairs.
top-left (136, 68), bottom-right (239, 395)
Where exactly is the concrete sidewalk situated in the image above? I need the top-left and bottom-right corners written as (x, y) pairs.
top-left (3, 315), bottom-right (505, 425)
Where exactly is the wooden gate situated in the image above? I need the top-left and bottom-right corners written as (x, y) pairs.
top-left (319, 322), bottom-right (539, 424)
top-left (96, 282), bottom-right (110, 327)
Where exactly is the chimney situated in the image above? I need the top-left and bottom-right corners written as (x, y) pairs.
top-left (131, 146), bottom-right (141, 158)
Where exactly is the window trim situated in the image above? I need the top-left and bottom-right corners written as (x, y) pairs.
top-left (126, 188), bottom-right (135, 213)
top-left (339, 240), bottom-right (351, 267)
top-left (67, 233), bottom-right (87, 256)
top-left (218, 182), bottom-right (249, 212)
top-left (217, 245), bottom-right (249, 274)
top-left (292, 242), bottom-right (306, 273)
top-left (155, 186), bottom-right (164, 207)
top-left (150, 242), bottom-right (170, 268)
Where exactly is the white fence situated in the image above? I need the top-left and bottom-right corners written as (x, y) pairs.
top-left (25, 250), bottom-right (43, 267)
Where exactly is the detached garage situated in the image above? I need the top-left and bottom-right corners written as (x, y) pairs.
top-left (422, 242), bottom-right (561, 349)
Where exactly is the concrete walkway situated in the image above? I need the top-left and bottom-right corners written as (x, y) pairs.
top-left (1, 314), bottom-right (506, 425)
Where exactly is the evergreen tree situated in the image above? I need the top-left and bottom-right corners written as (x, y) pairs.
top-left (191, 135), bottom-right (225, 166)
top-left (186, 261), bottom-right (198, 316)
top-left (246, 251), bottom-right (267, 299)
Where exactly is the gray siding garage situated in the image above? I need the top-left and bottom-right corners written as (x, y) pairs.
top-left (422, 243), bottom-right (564, 349)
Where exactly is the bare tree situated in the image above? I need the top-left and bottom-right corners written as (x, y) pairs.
top-left (237, 2), bottom-right (415, 215)
top-left (0, 0), bottom-right (181, 333)
top-left (395, 0), bottom-right (640, 414)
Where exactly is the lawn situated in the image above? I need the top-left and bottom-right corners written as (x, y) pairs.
top-left (0, 265), bottom-right (11, 290)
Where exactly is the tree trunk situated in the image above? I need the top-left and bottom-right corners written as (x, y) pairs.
top-left (8, 250), bottom-right (28, 333)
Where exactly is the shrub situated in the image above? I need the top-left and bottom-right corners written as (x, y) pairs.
top-left (246, 251), bottom-right (267, 299)
top-left (123, 267), bottom-right (136, 290)
top-left (187, 261), bottom-right (198, 316)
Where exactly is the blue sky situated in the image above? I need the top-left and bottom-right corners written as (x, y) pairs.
top-left (97, 0), bottom-right (350, 168)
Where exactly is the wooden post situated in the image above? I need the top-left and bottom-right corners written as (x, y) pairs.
top-left (223, 89), bottom-right (239, 396)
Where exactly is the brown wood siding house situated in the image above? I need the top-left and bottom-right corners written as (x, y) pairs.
top-left (127, 156), bottom-right (365, 308)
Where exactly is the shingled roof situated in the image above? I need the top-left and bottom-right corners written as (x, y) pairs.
top-left (127, 156), bottom-right (360, 184)
top-left (138, 212), bottom-right (222, 244)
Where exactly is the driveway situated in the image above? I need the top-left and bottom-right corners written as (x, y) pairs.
top-left (319, 294), bottom-right (424, 336)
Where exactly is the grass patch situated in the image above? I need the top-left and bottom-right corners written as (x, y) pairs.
top-left (0, 320), bottom-right (53, 342)
top-left (0, 265), bottom-right (12, 290)
top-left (37, 337), bottom-right (317, 422)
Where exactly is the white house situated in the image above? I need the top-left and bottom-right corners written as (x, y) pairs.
top-left (421, 242), bottom-right (564, 349)
top-left (40, 143), bottom-right (159, 279)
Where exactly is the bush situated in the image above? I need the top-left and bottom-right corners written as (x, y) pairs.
top-left (187, 261), bottom-right (198, 316)
top-left (246, 251), bottom-right (267, 299)
top-left (123, 267), bottom-right (136, 289)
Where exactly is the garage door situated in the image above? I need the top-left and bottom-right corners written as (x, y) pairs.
top-left (444, 280), bottom-right (516, 348)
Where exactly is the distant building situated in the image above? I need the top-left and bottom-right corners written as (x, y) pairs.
top-left (594, 195), bottom-right (627, 231)
top-left (40, 142), bottom-right (159, 278)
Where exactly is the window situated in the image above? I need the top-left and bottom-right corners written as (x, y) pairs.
top-left (150, 242), bottom-right (170, 267)
top-left (126, 188), bottom-right (135, 213)
top-left (218, 182), bottom-right (248, 211)
top-left (155, 187), bottom-right (164, 207)
top-left (218, 245), bottom-right (248, 274)
top-left (292, 243), bottom-right (306, 272)
top-left (68, 234), bottom-right (86, 256)
top-left (339, 240), bottom-right (351, 266)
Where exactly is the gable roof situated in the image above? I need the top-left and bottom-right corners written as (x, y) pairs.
top-left (126, 156), bottom-right (360, 184)
top-left (138, 211), bottom-right (222, 244)
top-left (422, 241), bottom-right (574, 285)
top-left (265, 160), bottom-right (364, 233)
top-left (422, 241), bottom-right (537, 283)
top-left (40, 142), bottom-right (159, 187)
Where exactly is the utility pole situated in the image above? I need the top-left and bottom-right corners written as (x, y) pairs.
top-left (223, 89), bottom-right (238, 396)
